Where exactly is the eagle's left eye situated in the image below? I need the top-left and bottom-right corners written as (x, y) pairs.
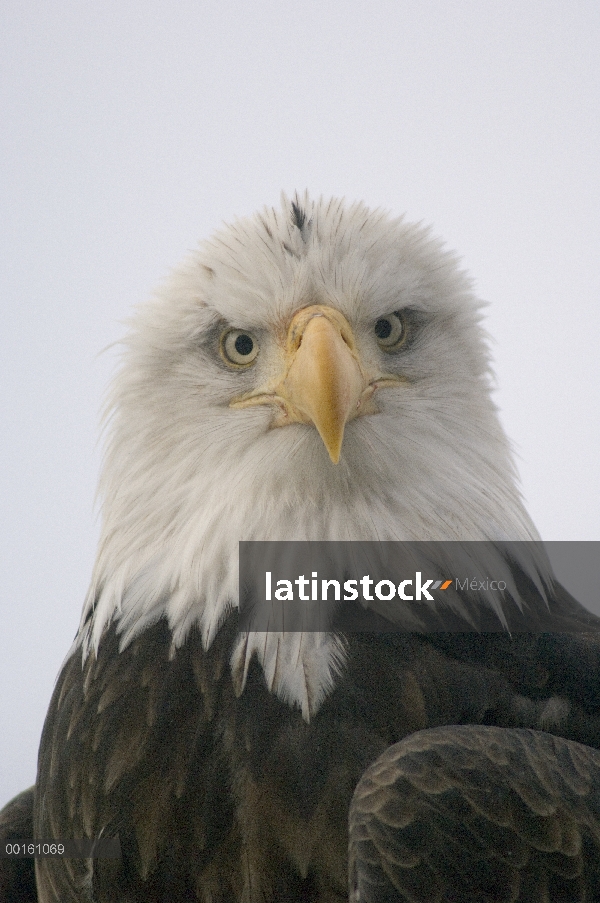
top-left (220, 329), bottom-right (260, 367)
top-left (374, 312), bottom-right (405, 350)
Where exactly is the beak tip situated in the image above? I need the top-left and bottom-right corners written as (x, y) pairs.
top-left (326, 441), bottom-right (342, 464)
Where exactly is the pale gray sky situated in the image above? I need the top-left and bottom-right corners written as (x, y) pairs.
top-left (1, 0), bottom-right (599, 805)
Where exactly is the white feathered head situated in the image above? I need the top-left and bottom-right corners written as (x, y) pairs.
top-left (78, 193), bottom-right (543, 716)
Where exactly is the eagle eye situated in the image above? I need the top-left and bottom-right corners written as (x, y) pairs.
top-left (220, 329), bottom-right (260, 367)
top-left (374, 312), bottom-right (405, 350)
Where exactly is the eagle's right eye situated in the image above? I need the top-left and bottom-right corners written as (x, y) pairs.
top-left (220, 329), bottom-right (260, 367)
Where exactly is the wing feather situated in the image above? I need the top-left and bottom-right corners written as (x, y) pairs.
top-left (34, 618), bottom-right (235, 902)
top-left (0, 788), bottom-right (37, 903)
top-left (350, 726), bottom-right (600, 903)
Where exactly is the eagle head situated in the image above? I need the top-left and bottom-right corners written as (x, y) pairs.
top-left (79, 193), bottom-right (542, 717)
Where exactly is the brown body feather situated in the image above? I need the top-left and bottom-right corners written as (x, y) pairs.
top-left (24, 582), bottom-right (600, 902)
top-left (0, 788), bottom-right (37, 903)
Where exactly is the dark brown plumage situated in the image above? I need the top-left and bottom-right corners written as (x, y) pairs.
top-left (26, 585), bottom-right (600, 901)
top-left (0, 788), bottom-right (37, 903)
top-left (3, 584), bottom-right (600, 902)
top-left (350, 727), bottom-right (600, 903)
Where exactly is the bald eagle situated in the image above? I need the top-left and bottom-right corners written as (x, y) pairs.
top-left (2, 195), bottom-right (600, 903)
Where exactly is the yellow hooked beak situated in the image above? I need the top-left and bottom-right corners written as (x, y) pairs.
top-left (230, 305), bottom-right (397, 463)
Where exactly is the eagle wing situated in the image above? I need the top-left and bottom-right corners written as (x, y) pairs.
top-left (33, 619), bottom-right (238, 903)
top-left (349, 725), bottom-right (600, 903)
top-left (0, 787), bottom-right (37, 903)
top-left (347, 579), bottom-right (600, 903)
